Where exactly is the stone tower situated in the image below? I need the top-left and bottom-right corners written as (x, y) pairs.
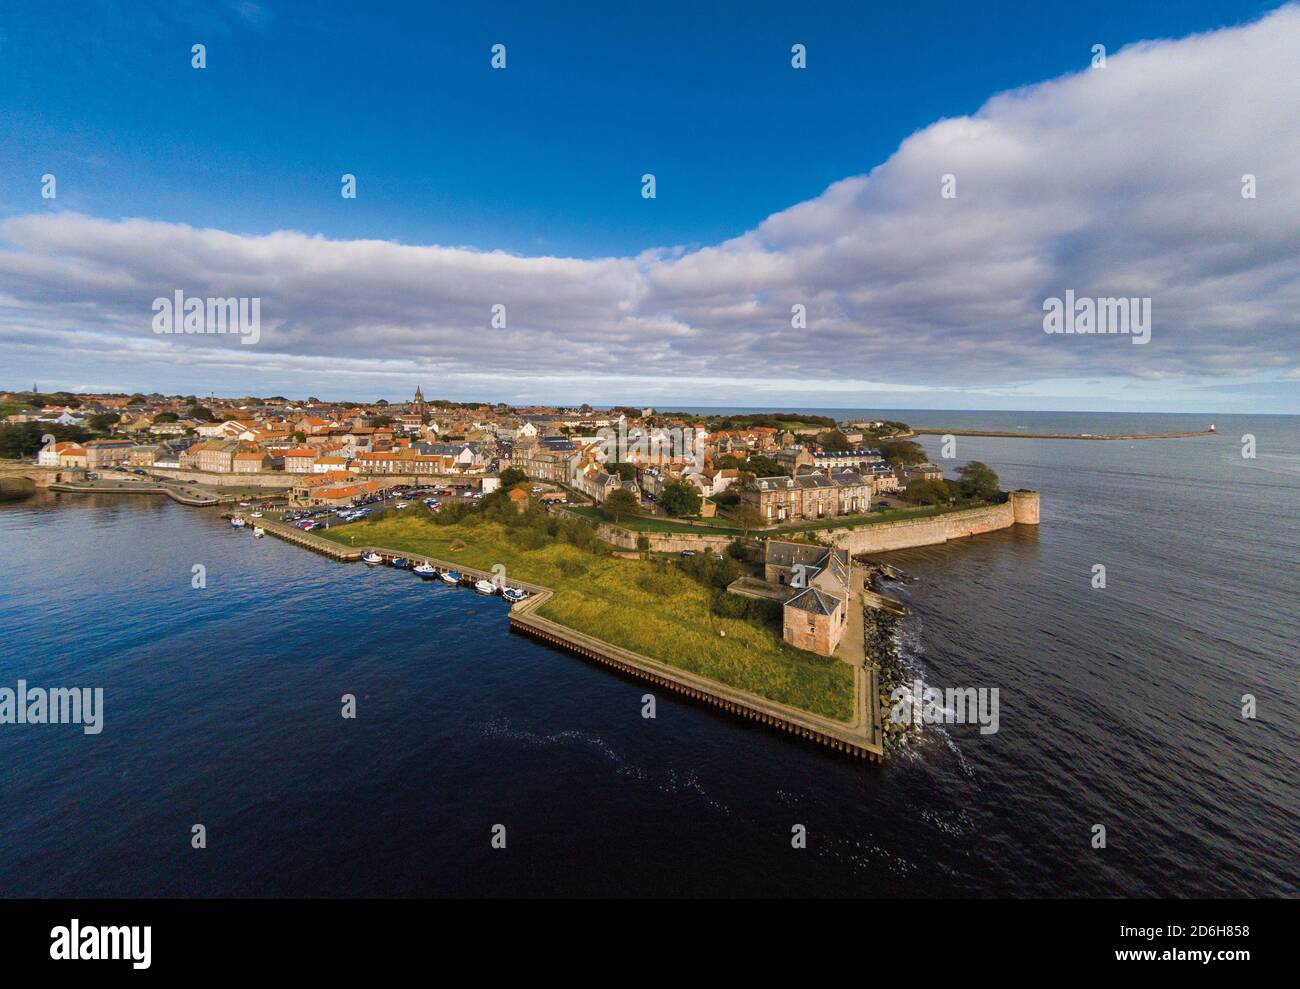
top-left (1010, 490), bottom-right (1041, 525)
top-left (412, 385), bottom-right (426, 420)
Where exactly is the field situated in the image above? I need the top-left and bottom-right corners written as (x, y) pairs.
top-left (321, 514), bottom-right (855, 720)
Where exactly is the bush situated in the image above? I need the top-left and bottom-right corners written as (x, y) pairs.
top-left (637, 568), bottom-right (684, 596)
top-left (555, 556), bottom-right (588, 578)
top-left (514, 526), bottom-right (551, 551)
top-left (708, 591), bottom-right (781, 626)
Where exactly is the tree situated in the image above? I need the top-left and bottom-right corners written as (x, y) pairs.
top-left (879, 439), bottom-right (927, 467)
top-left (152, 412), bottom-right (179, 424)
top-left (607, 462), bottom-right (638, 481)
top-left (733, 505), bottom-right (765, 536)
top-left (741, 455), bottom-right (786, 478)
top-left (0, 422), bottom-right (87, 458)
top-left (957, 461), bottom-right (1001, 501)
top-left (816, 429), bottom-right (853, 452)
top-left (187, 404), bottom-right (216, 422)
top-left (86, 412), bottom-right (120, 433)
top-left (603, 488), bottom-right (639, 521)
top-left (659, 480), bottom-right (702, 517)
top-left (498, 467), bottom-right (527, 488)
top-left (904, 478), bottom-right (953, 506)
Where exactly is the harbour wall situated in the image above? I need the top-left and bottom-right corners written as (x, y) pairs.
top-left (593, 492), bottom-right (1041, 556)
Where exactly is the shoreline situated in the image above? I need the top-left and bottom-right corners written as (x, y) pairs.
top-left (912, 428), bottom-right (1216, 441)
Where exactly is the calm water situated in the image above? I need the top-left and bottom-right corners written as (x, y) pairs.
top-left (1, 411), bottom-right (1296, 897)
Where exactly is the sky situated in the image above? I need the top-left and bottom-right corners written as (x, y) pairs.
top-left (0, 0), bottom-right (1297, 412)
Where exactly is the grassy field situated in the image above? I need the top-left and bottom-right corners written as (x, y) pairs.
top-left (321, 514), bottom-right (855, 720)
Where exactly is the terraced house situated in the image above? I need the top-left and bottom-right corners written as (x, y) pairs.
top-left (741, 467), bottom-right (874, 523)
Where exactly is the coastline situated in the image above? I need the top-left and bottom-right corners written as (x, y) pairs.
top-left (911, 428), bottom-right (1217, 441)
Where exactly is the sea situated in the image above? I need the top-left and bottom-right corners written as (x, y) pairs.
top-left (1, 410), bottom-right (1296, 897)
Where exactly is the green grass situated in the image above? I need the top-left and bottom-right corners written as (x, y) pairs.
top-left (321, 514), bottom-right (855, 721)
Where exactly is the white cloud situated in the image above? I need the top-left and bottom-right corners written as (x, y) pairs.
top-left (2, 4), bottom-right (1299, 406)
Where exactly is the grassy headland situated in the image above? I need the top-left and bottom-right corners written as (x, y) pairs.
top-left (321, 511), bottom-right (855, 720)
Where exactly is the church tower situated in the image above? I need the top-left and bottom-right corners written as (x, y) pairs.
top-left (413, 385), bottom-right (426, 420)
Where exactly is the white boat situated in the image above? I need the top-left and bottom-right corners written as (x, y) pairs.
top-left (362, 551), bottom-right (383, 565)
top-left (440, 570), bottom-right (461, 585)
top-left (413, 562), bottom-right (437, 577)
top-left (474, 579), bottom-right (497, 595)
top-left (501, 587), bottom-right (528, 604)
top-left (250, 511), bottom-right (263, 518)
top-left (253, 527), bottom-right (265, 538)
top-left (230, 516), bottom-right (246, 528)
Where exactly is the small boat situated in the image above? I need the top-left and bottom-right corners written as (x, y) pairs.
top-left (229, 516), bottom-right (246, 528)
top-left (250, 511), bottom-right (263, 518)
top-left (501, 587), bottom-right (528, 604)
top-left (440, 570), bottom-right (461, 584)
top-left (253, 527), bottom-right (265, 538)
top-left (391, 557), bottom-right (408, 568)
top-left (362, 551), bottom-right (383, 565)
top-left (413, 562), bottom-right (437, 577)
top-left (474, 579), bottom-right (497, 595)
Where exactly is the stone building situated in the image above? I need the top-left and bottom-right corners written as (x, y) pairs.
top-left (765, 541), bottom-right (851, 657)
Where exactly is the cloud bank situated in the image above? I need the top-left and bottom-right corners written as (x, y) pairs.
top-left (2, 5), bottom-right (1298, 406)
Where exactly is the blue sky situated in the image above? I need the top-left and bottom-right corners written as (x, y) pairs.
top-left (0, 1), bottom-right (1297, 411)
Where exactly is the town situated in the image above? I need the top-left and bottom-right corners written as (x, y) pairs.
top-left (5, 386), bottom-right (948, 515)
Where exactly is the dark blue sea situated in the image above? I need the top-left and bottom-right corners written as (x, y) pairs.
top-left (1, 410), bottom-right (1296, 896)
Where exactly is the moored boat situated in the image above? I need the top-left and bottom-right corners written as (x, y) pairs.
top-left (362, 551), bottom-right (383, 565)
top-left (230, 516), bottom-right (246, 528)
top-left (440, 570), bottom-right (461, 584)
top-left (413, 562), bottom-right (437, 577)
top-left (474, 579), bottom-right (497, 595)
top-left (253, 526), bottom-right (265, 538)
top-left (391, 557), bottom-right (408, 568)
top-left (501, 587), bottom-right (528, 604)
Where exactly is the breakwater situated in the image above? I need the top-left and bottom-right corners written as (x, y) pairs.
top-left (48, 482), bottom-right (220, 506)
top-left (914, 428), bottom-right (1215, 440)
